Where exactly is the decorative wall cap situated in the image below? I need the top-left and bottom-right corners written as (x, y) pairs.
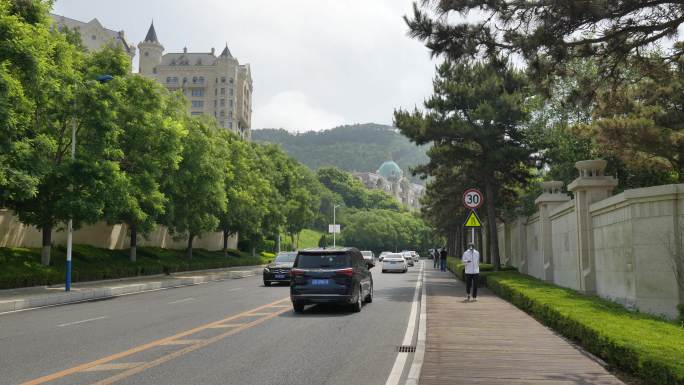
top-left (541, 181), bottom-right (564, 194)
top-left (535, 181), bottom-right (570, 205)
top-left (575, 159), bottom-right (608, 177)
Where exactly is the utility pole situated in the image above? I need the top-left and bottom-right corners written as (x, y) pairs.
top-left (333, 204), bottom-right (340, 248)
top-left (65, 75), bottom-right (114, 292)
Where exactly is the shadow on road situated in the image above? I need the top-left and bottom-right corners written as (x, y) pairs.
top-left (278, 303), bottom-right (358, 318)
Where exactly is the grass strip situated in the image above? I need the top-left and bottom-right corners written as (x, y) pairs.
top-left (445, 256), bottom-right (684, 385)
top-left (0, 245), bottom-right (273, 289)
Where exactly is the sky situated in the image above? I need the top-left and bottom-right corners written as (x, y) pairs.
top-left (52, 0), bottom-right (438, 133)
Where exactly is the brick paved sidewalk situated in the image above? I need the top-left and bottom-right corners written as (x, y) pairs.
top-left (419, 268), bottom-right (625, 385)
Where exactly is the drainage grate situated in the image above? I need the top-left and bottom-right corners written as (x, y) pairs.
top-left (397, 345), bottom-right (416, 353)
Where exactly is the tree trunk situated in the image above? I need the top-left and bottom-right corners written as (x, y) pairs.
top-left (41, 224), bottom-right (52, 266)
top-left (455, 226), bottom-right (462, 259)
top-left (251, 246), bottom-right (256, 257)
top-left (186, 234), bottom-right (194, 259)
top-left (128, 224), bottom-right (137, 262)
top-left (223, 229), bottom-right (230, 257)
top-left (485, 180), bottom-right (501, 270)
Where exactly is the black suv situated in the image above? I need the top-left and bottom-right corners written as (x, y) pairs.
top-left (290, 248), bottom-right (373, 313)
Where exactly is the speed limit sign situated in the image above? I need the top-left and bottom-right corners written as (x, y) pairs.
top-left (463, 188), bottom-right (483, 209)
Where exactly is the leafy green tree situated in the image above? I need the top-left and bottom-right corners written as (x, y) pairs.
top-left (97, 58), bottom-right (187, 261)
top-left (395, 58), bottom-right (538, 270)
top-left (162, 118), bottom-right (228, 258)
top-left (217, 133), bottom-right (270, 256)
top-left (340, 209), bottom-right (431, 254)
top-left (404, 1), bottom-right (684, 82)
top-left (284, 166), bottom-right (322, 248)
top-left (2, 4), bottom-right (129, 265)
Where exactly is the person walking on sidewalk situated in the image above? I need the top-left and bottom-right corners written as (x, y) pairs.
top-left (433, 248), bottom-right (439, 269)
top-left (439, 247), bottom-right (448, 271)
top-left (461, 243), bottom-right (480, 301)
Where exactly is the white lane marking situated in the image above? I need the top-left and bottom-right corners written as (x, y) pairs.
top-left (227, 287), bottom-right (244, 292)
top-left (385, 261), bottom-right (424, 385)
top-left (406, 265), bottom-right (428, 385)
top-left (58, 316), bottom-right (107, 327)
top-left (167, 297), bottom-right (195, 305)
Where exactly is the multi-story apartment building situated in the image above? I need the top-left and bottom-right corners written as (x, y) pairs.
top-left (138, 23), bottom-right (253, 139)
top-left (51, 14), bottom-right (135, 64)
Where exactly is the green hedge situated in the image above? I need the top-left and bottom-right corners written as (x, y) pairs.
top-left (446, 256), bottom-right (515, 284)
top-left (0, 245), bottom-right (267, 289)
top-left (484, 271), bottom-right (684, 385)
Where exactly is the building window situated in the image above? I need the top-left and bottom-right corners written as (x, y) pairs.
top-left (220, 99), bottom-right (225, 107)
top-left (229, 77), bottom-right (234, 84)
top-left (191, 100), bottom-right (204, 108)
top-left (220, 120), bottom-right (225, 126)
top-left (221, 76), bottom-right (226, 83)
top-left (91, 35), bottom-right (96, 40)
top-left (214, 100), bottom-right (217, 108)
top-left (191, 89), bottom-right (205, 97)
top-left (229, 88), bottom-right (234, 96)
top-left (228, 112), bottom-right (233, 119)
top-left (228, 122), bottom-right (233, 129)
top-left (191, 112), bottom-right (203, 116)
top-left (229, 99), bottom-right (234, 108)
top-left (220, 110), bottom-right (225, 117)
top-left (144, 51), bottom-right (149, 57)
top-left (220, 88), bottom-right (225, 95)
top-left (152, 68), bottom-right (157, 74)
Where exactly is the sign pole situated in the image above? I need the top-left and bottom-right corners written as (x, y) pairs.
top-left (463, 188), bottom-right (484, 249)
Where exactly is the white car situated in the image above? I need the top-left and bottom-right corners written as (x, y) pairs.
top-left (402, 251), bottom-right (414, 267)
top-left (382, 253), bottom-right (408, 273)
top-left (378, 251), bottom-right (392, 261)
top-left (360, 250), bottom-right (375, 267)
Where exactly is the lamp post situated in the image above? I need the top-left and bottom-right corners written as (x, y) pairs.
top-left (65, 74), bottom-right (114, 292)
top-left (333, 204), bottom-right (340, 248)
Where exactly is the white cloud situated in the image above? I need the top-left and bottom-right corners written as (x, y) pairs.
top-left (254, 90), bottom-right (345, 133)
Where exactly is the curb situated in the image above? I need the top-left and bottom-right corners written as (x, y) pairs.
top-left (0, 268), bottom-right (259, 314)
top-left (405, 268), bottom-right (427, 385)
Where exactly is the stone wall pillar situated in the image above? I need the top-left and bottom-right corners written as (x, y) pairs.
top-left (535, 181), bottom-right (571, 282)
top-left (568, 160), bottom-right (618, 293)
top-left (516, 216), bottom-right (528, 274)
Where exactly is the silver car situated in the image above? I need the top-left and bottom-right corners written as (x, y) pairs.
top-left (402, 251), bottom-right (414, 267)
top-left (381, 253), bottom-right (407, 273)
top-left (360, 250), bottom-right (375, 267)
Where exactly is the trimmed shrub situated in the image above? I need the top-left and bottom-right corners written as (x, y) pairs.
top-left (485, 271), bottom-right (684, 385)
top-left (0, 246), bottom-right (268, 289)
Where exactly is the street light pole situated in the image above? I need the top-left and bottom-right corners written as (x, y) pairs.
top-left (65, 75), bottom-right (114, 292)
top-left (333, 204), bottom-right (340, 248)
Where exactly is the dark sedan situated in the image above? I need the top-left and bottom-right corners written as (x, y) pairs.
top-left (263, 252), bottom-right (297, 286)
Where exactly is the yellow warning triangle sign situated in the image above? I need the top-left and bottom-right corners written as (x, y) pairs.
top-left (464, 211), bottom-right (482, 227)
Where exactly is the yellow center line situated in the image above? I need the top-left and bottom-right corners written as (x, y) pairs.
top-left (90, 307), bottom-right (290, 385)
top-left (20, 297), bottom-right (289, 385)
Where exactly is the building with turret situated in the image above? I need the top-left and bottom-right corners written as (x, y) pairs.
top-left (353, 161), bottom-right (424, 210)
top-left (51, 14), bottom-right (135, 63)
top-left (138, 23), bottom-right (253, 139)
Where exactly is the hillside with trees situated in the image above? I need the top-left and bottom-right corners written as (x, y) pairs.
top-left (252, 124), bottom-right (429, 183)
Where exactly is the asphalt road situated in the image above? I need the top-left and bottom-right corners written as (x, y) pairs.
top-left (0, 261), bottom-right (422, 385)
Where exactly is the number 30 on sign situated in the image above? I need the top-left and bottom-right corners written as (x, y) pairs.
top-left (463, 188), bottom-right (483, 209)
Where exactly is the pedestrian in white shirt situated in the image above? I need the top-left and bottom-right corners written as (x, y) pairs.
top-left (461, 243), bottom-right (480, 301)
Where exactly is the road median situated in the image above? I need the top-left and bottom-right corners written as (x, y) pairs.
top-left (0, 265), bottom-right (262, 314)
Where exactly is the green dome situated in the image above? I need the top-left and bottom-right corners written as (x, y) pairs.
top-left (377, 161), bottom-right (403, 180)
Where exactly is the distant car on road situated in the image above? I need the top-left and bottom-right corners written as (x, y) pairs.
top-left (263, 251), bottom-right (297, 286)
top-left (402, 251), bottom-right (415, 267)
top-left (378, 251), bottom-right (391, 261)
top-left (290, 247), bottom-right (373, 313)
top-left (360, 250), bottom-right (375, 266)
top-left (382, 253), bottom-right (408, 273)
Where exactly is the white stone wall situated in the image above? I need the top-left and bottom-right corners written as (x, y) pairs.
top-left (525, 215), bottom-right (543, 280)
top-left (0, 210), bottom-right (237, 252)
top-left (550, 201), bottom-right (580, 290)
top-left (502, 182), bottom-right (683, 319)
